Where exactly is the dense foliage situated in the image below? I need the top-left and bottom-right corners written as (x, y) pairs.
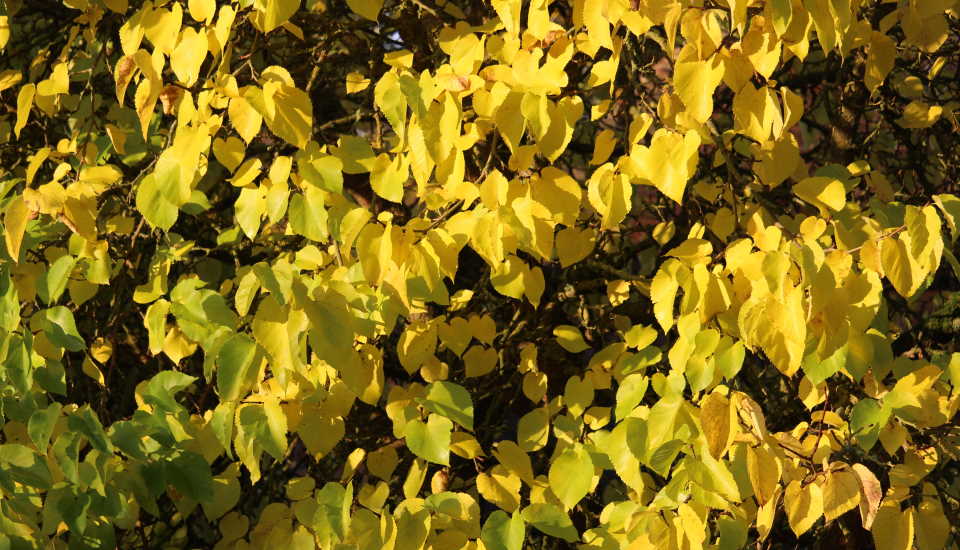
top-left (1, 0), bottom-right (960, 548)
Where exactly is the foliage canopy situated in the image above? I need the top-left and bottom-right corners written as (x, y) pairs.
top-left (1, 0), bottom-right (960, 549)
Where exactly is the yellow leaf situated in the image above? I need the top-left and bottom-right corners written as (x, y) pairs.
top-left (368, 445), bottom-right (399, 480)
top-left (524, 266), bottom-right (545, 308)
top-left (627, 128), bottom-right (701, 204)
top-left (488, 254), bottom-right (525, 299)
top-left (510, 196), bottom-right (554, 260)
top-left (667, 238), bottom-right (713, 262)
top-left (143, 3), bottom-right (183, 55)
top-left (590, 129), bottom-right (617, 166)
top-left (554, 325), bottom-right (589, 353)
top-left (522, 371), bottom-right (547, 403)
top-left (0, 16), bottom-right (9, 51)
top-left (15, 84), bottom-right (36, 138)
top-left (866, 31), bottom-right (895, 92)
top-left (700, 391), bottom-right (734, 459)
top-left (255, 0), bottom-right (301, 33)
top-left (521, 92), bottom-right (550, 142)
top-left (370, 153), bottom-right (408, 203)
top-left (464, 345), bottom-right (498, 378)
top-left (450, 432), bottom-right (485, 459)
top-left (651, 259), bottom-right (683, 332)
top-left (383, 49), bottom-right (414, 69)
top-left (82, 357), bottom-right (105, 386)
top-left (881, 232), bottom-right (922, 298)
top-left (259, 83), bottom-right (313, 148)
top-left (346, 0), bottom-right (384, 21)
top-left (346, 71), bottom-right (370, 93)
top-left (747, 445), bottom-right (780, 505)
top-left (673, 55), bottom-right (725, 124)
top-left (793, 177), bottom-right (846, 214)
top-left (823, 469), bottom-right (861, 522)
top-left (533, 167), bottom-right (582, 226)
top-left (398, 321), bottom-right (437, 374)
top-left (90, 337), bottom-right (113, 363)
top-left (563, 375), bottom-right (594, 417)
top-left (851, 463), bottom-right (882, 530)
top-left (785, 479), bottom-right (824, 536)
top-left (493, 441), bottom-right (535, 485)
top-left (477, 465), bottom-right (521, 512)
top-left (3, 196), bottom-right (30, 263)
top-left (133, 69), bottom-right (162, 139)
top-left (914, 494), bottom-right (950, 550)
top-left (213, 137), bottom-right (246, 173)
top-left (171, 27), bottom-right (207, 86)
top-left (188, 0), bottom-right (217, 23)
top-left (872, 502), bottom-right (914, 550)
top-left (229, 95), bottom-right (264, 143)
top-left (491, 0), bottom-right (521, 35)
top-left (538, 95), bottom-right (583, 161)
top-left (897, 101), bottom-right (942, 129)
top-left (738, 284), bottom-right (807, 376)
top-left (0, 70), bottom-right (21, 93)
top-left (163, 326), bottom-right (198, 365)
top-left (586, 165), bottom-right (631, 231)
top-left (556, 227), bottom-right (596, 268)
top-left (36, 63), bottom-right (69, 97)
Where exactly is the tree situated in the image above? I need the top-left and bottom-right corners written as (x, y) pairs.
top-left (0, 0), bottom-right (959, 548)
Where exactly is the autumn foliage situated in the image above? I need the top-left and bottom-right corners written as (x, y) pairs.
top-left (1, 0), bottom-right (960, 549)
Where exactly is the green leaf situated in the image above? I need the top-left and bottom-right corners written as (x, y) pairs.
top-left (4, 335), bottom-right (31, 394)
top-left (404, 413), bottom-right (452, 465)
top-left (143, 371), bottom-right (197, 413)
top-left (252, 262), bottom-right (288, 305)
top-left (332, 135), bottom-right (375, 174)
top-left (0, 264), bottom-right (21, 332)
top-left (850, 398), bottom-right (890, 451)
top-left (547, 443), bottom-right (594, 510)
top-left (521, 503), bottom-right (579, 542)
top-left (802, 344), bottom-right (847, 386)
top-left (57, 488), bottom-right (91, 535)
top-left (43, 306), bottom-right (85, 351)
top-left (34, 358), bottom-right (66, 396)
top-left (110, 421), bottom-right (150, 460)
top-left (480, 510), bottom-right (525, 550)
top-left (418, 381), bottom-right (474, 430)
top-left (238, 400), bottom-right (288, 461)
top-left (28, 402), bottom-right (61, 454)
top-left (67, 406), bottom-right (112, 453)
top-left (166, 451), bottom-right (214, 502)
top-left (647, 439), bottom-right (685, 477)
top-left (211, 401), bottom-right (236, 459)
top-left (312, 481), bottom-right (353, 544)
top-left (217, 334), bottom-right (260, 402)
top-left (37, 254), bottom-right (76, 305)
top-left (718, 515), bottom-right (749, 550)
